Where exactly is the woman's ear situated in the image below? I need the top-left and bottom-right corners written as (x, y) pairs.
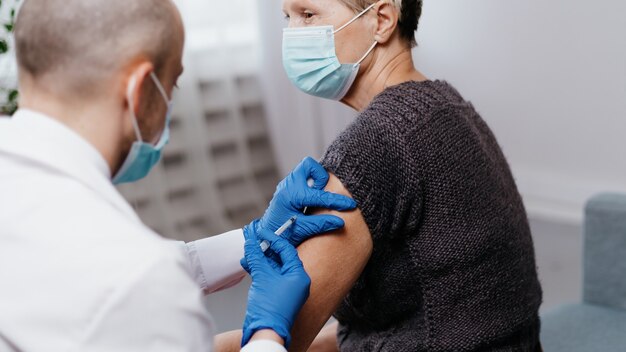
top-left (373, 1), bottom-right (399, 44)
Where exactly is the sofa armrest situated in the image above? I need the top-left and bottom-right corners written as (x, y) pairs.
top-left (583, 193), bottom-right (626, 309)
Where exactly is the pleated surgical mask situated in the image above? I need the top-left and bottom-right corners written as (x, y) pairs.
top-left (282, 2), bottom-right (379, 100)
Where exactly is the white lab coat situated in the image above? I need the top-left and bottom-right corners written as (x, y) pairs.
top-left (0, 110), bottom-right (286, 352)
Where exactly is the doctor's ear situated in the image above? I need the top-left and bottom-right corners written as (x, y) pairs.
top-left (372, 1), bottom-right (400, 45)
top-left (124, 62), bottom-right (155, 116)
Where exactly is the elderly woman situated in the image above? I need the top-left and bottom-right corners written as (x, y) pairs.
top-left (217, 0), bottom-right (542, 351)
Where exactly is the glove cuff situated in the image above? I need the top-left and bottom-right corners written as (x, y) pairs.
top-left (241, 321), bottom-right (291, 348)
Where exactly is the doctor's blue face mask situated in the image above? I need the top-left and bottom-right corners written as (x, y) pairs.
top-left (282, 2), bottom-right (379, 101)
top-left (112, 72), bottom-right (174, 185)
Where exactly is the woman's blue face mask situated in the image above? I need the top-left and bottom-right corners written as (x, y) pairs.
top-left (282, 2), bottom-right (379, 101)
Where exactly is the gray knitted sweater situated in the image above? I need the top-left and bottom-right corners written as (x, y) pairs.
top-left (321, 81), bottom-right (542, 352)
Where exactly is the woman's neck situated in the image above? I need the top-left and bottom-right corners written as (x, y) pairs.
top-left (341, 48), bottom-right (428, 112)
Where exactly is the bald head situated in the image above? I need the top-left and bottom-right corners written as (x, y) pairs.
top-left (15, 0), bottom-right (183, 98)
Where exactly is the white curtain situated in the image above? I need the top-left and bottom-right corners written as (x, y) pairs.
top-left (117, 1), bottom-right (285, 238)
top-left (256, 0), bottom-right (356, 176)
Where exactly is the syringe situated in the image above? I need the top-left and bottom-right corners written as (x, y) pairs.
top-left (303, 177), bottom-right (315, 215)
top-left (260, 215), bottom-right (297, 252)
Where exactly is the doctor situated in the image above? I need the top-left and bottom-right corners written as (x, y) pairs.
top-left (0, 0), bottom-right (357, 351)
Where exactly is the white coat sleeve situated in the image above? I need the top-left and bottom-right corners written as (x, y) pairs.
top-left (177, 229), bottom-right (247, 294)
top-left (240, 340), bottom-right (288, 352)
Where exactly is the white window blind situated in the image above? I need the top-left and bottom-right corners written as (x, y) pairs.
top-left (117, 1), bottom-right (280, 240)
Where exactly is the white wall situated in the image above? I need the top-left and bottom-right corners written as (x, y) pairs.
top-left (414, 0), bottom-right (626, 223)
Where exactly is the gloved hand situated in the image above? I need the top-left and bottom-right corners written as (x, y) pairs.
top-left (256, 157), bottom-right (357, 248)
top-left (240, 223), bottom-right (311, 348)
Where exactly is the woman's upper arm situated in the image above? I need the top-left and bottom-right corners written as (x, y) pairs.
top-left (288, 173), bottom-right (373, 352)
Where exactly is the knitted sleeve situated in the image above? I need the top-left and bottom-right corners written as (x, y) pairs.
top-left (320, 108), bottom-right (422, 243)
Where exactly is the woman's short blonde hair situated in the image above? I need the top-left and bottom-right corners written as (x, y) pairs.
top-left (339, 0), bottom-right (423, 47)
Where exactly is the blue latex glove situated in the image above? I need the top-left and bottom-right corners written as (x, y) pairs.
top-left (241, 223), bottom-right (311, 348)
top-left (256, 157), bottom-right (357, 247)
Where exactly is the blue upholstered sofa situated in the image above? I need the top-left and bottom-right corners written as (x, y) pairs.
top-left (541, 193), bottom-right (626, 351)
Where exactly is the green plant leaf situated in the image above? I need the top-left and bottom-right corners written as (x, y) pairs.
top-left (8, 89), bottom-right (18, 102)
top-left (2, 90), bottom-right (19, 115)
top-left (1, 104), bottom-right (18, 116)
top-left (0, 2), bottom-right (21, 116)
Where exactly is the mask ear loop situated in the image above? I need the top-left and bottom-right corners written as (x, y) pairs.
top-left (333, 1), bottom-right (380, 66)
top-left (150, 72), bottom-right (171, 103)
top-left (149, 72), bottom-right (174, 148)
top-left (126, 75), bottom-right (144, 143)
top-left (355, 41), bottom-right (378, 66)
top-left (334, 1), bottom-right (379, 34)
